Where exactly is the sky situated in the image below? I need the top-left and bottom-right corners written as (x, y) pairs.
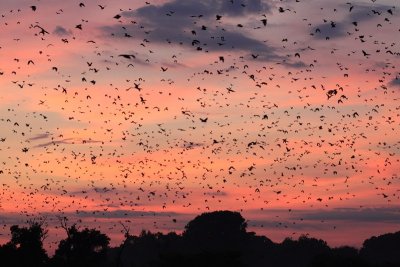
top-left (0, 0), bottom-right (399, 253)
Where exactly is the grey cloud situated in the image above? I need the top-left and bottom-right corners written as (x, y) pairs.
top-left (292, 207), bottom-right (400, 223)
top-left (311, 4), bottom-right (392, 40)
top-left (311, 22), bottom-right (347, 40)
top-left (347, 5), bottom-right (390, 23)
top-left (0, 214), bottom-right (25, 225)
top-left (62, 210), bottom-right (181, 219)
top-left (34, 138), bottom-right (102, 148)
top-left (26, 133), bottom-right (51, 142)
top-left (389, 77), bottom-right (400, 87)
top-left (219, 0), bottom-right (270, 16)
top-left (53, 26), bottom-right (71, 36)
top-left (181, 141), bottom-right (204, 149)
top-left (248, 219), bottom-right (328, 231)
top-left (204, 190), bottom-right (228, 197)
top-left (34, 139), bottom-right (72, 148)
top-left (0, 210), bottom-right (189, 226)
top-left (212, 30), bottom-right (274, 52)
top-left (132, 1), bottom-right (209, 19)
top-left (249, 53), bottom-right (307, 68)
top-left (131, 0), bottom-right (271, 19)
top-left (281, 60), bottom-right (307, 69)
top-left (101, 0), bottom-right (296, 64)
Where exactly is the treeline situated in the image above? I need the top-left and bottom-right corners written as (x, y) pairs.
top-left (0, 210), bottom-right (399, 267)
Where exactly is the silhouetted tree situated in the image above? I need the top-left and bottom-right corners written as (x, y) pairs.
top-left (239, 233), bottom-right (276, 267)
top-left (0, 242), bottom-right (18, 267)
top-left (51, 224), bottom-right (110, 267)
top-left (311, 246), bottom-right (366, 267)
top-left (360, 231), bottom-right (400, 266)
top-left (183, 210), bottom-right (248, 252)
top-left (112, 230), bottom-right (183, 267)
top-left (155, 251), bottom-right (243, 267)
top-left (121, 230), bottom-right (162, 267)
top-left (1, 211), bottom-right (399, 267)
top-left (148, 211), bottom-right (246, 266)
top-left (184, 210), bottom-right (247, 237)
top-left (277, 235), bottom-right (330, 267)
top-left (0, 220), bottom-right (48, 267)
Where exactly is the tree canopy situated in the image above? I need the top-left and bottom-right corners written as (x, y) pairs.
top-left (0, 211), bottom-right (399, 267)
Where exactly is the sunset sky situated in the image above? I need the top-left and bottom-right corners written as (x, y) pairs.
top-left (0, 0), bottom-right (399, 252)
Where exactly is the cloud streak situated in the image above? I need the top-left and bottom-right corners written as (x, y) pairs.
top-left (389, 77), bottom-right (400, 87)
top-left (101, 0), bottom-right (295, 64)
top-left (311, 4), bottom-right (393, 40)
top-left (292, 207), bottom-right (400, 223)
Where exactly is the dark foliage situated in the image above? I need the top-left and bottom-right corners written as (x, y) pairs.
top-left (360, 231), bottom-right (400, 267)
top-left (0, 221), bottom-right (48, 267)
top-left (155, 251), bottom-right (243, 267)
top-left (311, 246), bottom-right (368, 267)
top-left (0, 210), bottom-right (399, 267)
top-left (50, 225), bottom-right (110, 267)
top-left (183, 210), bottom-right (247, 251)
